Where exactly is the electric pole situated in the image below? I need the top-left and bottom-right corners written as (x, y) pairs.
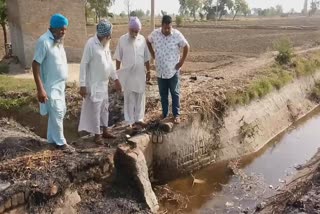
top-left (151, 0), bottom-right (155, 30)
top-left (215, 0), bottom-right (218, 25)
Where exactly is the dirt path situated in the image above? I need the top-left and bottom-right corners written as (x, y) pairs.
top-left (11, 63), bottom-right (81, 83)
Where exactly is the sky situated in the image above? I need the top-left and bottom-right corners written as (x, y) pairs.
top-left (109, 0), bottom-right (306, 15)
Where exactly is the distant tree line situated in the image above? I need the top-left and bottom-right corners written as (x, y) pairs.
top-left (84, 0), bottom-right (114, 23)
top-left (309, 0), bottom-right (320, 16)
top-left (252, 5), bottom-right (283, 17)
top-left (178, 0), bottom-right (288, 20)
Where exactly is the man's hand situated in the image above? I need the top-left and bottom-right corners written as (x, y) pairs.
top-left (146, 71), bottom-right (151, 82)
top-left (150, 52), bottom-right (155, 59)
top-left (37, 89), bottom-right (48, 103)
top-left (79, 87), bottom-right (87, 98)
top-left (146, 40), bottom-right (155, 59)
top-left (175, 60), bottom-right (184, 70)
top-left (114, 79), bottom-right (122, 92)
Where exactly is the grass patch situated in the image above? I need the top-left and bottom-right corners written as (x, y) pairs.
top-left (310, 81), bottom-right (320, 103)
top-left (0, 96), bottom-right (35, 110)
top-left (0, 75), bottom-right (35, 93)
top-left (0, 75), bottom-right (36, 111)
top-left (293, 57), bottom-right (319, 77)
top-left (227, 66), bottom-right (294, 106)
top-left (0, 75), bottom-right (82, 119)
top-left (227, 51), bottom-right (320, 106)
top-left (273, 38), bottom-right (294, 65)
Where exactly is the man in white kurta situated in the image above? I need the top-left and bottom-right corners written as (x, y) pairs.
top-left (114, 17), bottom-right (151, 128)
top-left (78, 19), bottom-right (121, 143)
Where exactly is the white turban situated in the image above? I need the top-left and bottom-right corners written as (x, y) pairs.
top-left (129, 16), bottom-right (142, 30)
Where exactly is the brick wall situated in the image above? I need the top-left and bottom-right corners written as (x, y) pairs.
top-left (151, 72), bottom-right (320, 181)
top-left (7, 0), bottom-right (25, 65)
top-left (7, 0), bottom-right (87, 68)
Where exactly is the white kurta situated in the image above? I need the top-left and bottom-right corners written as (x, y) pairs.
top-left (78, 35), bottom-right (118, 134)
top-left (114, 33), bottom-right (151, 125)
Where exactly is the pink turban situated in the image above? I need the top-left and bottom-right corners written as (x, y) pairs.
top-left (129, 16), bottom-right (142, 30)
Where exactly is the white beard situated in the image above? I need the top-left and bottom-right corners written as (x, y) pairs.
top-left (102, 40), bottom-right (110, 48)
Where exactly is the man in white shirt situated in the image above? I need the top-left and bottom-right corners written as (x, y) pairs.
top-left (147, 15), bottom-right (190, 124)
top-left (114, 17), bottom-right (151, 129)
top-left (78, 19), bottom-right (121, 144)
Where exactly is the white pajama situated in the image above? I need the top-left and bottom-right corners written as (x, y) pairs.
top-left (78, 96), bottom-right (109, 135)
top-left (124, 90), bottom-right (145, 125)
top-left (114, 33), bottom-right (151, 125)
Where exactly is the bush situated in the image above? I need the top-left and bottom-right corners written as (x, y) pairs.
top-left (176, 16), bottom-right (183, 27)
top-left (310, 82), bottom-right (320, 102)
top-left (273, 38), bottom-right (294, 65)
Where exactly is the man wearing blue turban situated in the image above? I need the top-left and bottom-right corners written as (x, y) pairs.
top-left (32, 13), bottom-right (75, 153)
top-left (78, 19), bottom-right (121, 144)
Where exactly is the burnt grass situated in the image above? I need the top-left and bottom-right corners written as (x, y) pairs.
top-left (262, 166), bottom-right (320, 214)
top-left (0, 118), bottom-right (150, 213)
top-left (283, 167), bottom-right (320, 214)
top-left (256, 151), bottom-right (320, 214)
top-left (77, 180), bottom-right (150, 214)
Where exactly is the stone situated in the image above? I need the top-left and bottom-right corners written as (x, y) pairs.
top-left (11, 194), bottom-right (18, 207)
top-left (24, 190), bottom-right (30, 201)
top-left (0, 203), bottom-right (4, 213)
top-left (159, 122), bottom-right (174, 133)
top-left (151, 134), bottom-right (158, 144)
top-left (50, 185), bottom-right (58, 196)
top-left (7, 206), bottom-right (27, 214)
top-left (128, 134), bottom-right (153, 169)
top-left (4, 199), bottom-right (11, 210)
top-left (114, 144), bottom-right (159, 213)
top-left (53, 190), bottom-right (81, 214)
top-left (0, 182), bottom-right (10, 192)
top-left (225, 201), bottom-right (234, 207)
top-left (16, 193), bottom-right (24, 205)
top-left (255, 202), bottom-right (266, 211)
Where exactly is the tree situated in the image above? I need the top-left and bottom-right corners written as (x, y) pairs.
top-left (146, 10), bottom-right (151, 17)
top-left (199, 12), bottom-right (205, 20)
top-left (256, 6), bottom-right (282, 17)
top-left (87, 0), bottom-right (114, 22)
top-left (310, 0), bottom-right (320, 16)
top-left (252, 8), bottom-right (262, 16)
top-left (217, 0), bottom-right (233, 20)
top-left (233, 0), bottom-right (249, 20)
top-left (120, 11), bottom-right (127, 18)
top-left (203, 0), bottom-right (234, 20)
top-left (0, 0), bottom-right (7, 53)
top-left (179, 0), bottom-right (188, 15)
top-left (179, 0), bottom-right (203, 19)
top-left (129, 11), bottom-right (136, 16)
top-left (130, 9), bottom-right (145, 18)
top-left (275, 5), bottom-right (283, 15)
top-left (290, 8), bottom-right (295, 14)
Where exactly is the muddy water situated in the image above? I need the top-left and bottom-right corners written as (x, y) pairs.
top-left (0, 107), bottom-right (79, 142)
top-left (167, 107), bottom-right (320, 213)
